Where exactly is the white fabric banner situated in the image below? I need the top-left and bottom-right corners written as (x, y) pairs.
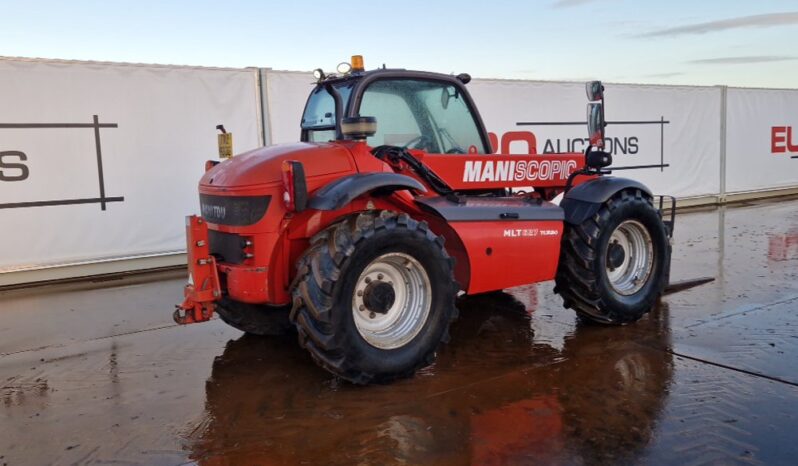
top-left (4, 63), bottom-right (787, 277)
top-left (726, 88), bottom-right (798, 193)
top-left (264, 70), bottom-right (313, 144)
top-left (0, 58), bottom-right (260, 272)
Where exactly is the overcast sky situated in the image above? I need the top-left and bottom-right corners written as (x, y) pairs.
top-left (1, 0), bottom-right (796, 88)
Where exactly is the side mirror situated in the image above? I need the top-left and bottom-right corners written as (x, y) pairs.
top-left (341, 116), bottom-right (377, 140)
top-left (585, 149), bottom-right (612, 169)
top-left (587, 102), bottom-right (605, 148)
top-left (586, 81), bottom-right (604, 101)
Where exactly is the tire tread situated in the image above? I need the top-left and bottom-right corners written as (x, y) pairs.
top-left (555, 189), bottom-right (667, 324)
top-left (290, 210), bottom-right (458, 384)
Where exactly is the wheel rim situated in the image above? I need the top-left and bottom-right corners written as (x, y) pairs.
top-left (352, 253), bottom-right (432, 350)
top-left (606, 220), bottom-right (654, 296)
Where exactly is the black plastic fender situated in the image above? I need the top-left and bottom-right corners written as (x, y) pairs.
top-left (308, 173), bottom-right (427, 211)
top-left (561, 177), bottom-right (652, 225)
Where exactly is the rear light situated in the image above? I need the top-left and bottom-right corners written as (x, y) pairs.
top-left (281, 160), bottom-right (308, 212)
top-left (242, 236), bottom-right (255, 262)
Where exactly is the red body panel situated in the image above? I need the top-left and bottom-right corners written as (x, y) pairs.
top-left (179, 139), bottom-right (583, 313)
top-left (201, 142), bottom-right (355, 189)
top-left (194, 143), bottom-right (364, 306)
top-left (219, 264), bottom-right (269, 303)
top-left (451, 220), bottom-right (563, 294)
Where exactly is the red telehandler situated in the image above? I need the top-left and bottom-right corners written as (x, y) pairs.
top-left (175, 56), bottom-right (674, 384)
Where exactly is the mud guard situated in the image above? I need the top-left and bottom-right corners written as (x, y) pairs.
top-left (561, 177), bottom-right (652, 225)
top-left (308, 173), bottom-right (426, 211)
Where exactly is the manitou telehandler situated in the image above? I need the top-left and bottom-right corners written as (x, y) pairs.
top-left (175, 56), bottom-right (674, 384)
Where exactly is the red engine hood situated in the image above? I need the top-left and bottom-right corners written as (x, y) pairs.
top-left (200, 142), bottom-right (356, 189)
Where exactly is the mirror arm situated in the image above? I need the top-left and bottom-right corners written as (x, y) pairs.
top-left (325, 83), bottom-right (345, 140)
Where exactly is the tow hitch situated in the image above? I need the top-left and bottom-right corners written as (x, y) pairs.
top-left (174, 215), bottom-right (221, 325)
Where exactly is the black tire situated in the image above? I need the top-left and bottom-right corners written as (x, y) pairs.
top-left (555, 189), bottom-right (669, 324)
top-left (290, 211), bottom-right (458, 384)
top-left (215, 298), bottom-right (293, 336)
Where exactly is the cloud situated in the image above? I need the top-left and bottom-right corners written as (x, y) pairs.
top-left (639, 12), bottom-right (798, 37)
top-left (552, 0), bottom-right (600, 8)
top-left (642, 72), bottom-right (685, 78)
top-left (688, 56), bottom-right (798, 65)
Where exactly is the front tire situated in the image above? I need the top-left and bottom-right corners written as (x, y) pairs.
top-left (291, 211), bottom-right (458, 384)
top-left (555, 189), bottom-right (669, 324)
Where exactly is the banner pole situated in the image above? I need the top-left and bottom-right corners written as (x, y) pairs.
top-left (251, 67), bottom-right (265, 147)
top-left (718, 85), bottom-right (728, 204)
top-left (259, 68), bottom-right (273, 147)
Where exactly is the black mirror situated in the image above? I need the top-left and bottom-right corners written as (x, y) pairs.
top-left (341, 116), bottom-right (377, 140)
top-left (585, 149), bottom-right (612, 169)
top-left (587, 102), bottom-right (605, 148)
top-left (441, 88), bottom-right (450, 109)
top-left (586, 81), bottom-right (603, 101)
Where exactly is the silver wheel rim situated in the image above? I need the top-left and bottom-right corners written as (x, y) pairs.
top-left (606, 220), bottom-right (654, 296)
top-left (352, 253), bottom-right (432, 350)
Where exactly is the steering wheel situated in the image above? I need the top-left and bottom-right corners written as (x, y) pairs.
top-left (402, 134), bottom-right (433, 151)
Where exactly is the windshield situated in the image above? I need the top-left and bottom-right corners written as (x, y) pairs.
top-left (301, 82), bottom-right (353, 142)
top-left (358, 79), bottom-right (487, 154)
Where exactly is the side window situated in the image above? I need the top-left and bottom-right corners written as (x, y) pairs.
top-left (359, 81), bottom-right (421, 147)
top-left (421, 84), bottom-right (485, 154)
top-left (301, 83), bottom-right (353, 143)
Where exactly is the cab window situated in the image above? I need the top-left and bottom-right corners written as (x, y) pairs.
top-left (358, 79), bottom-right (487, 154)
top-left (301, 82), bottom-right (353, 142)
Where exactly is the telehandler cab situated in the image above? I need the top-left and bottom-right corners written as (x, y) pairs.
top-left (175, 56), bottom-right (674, 384)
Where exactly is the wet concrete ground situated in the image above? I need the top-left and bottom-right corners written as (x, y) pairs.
top-left (2, 198), bottom-right (798, 465)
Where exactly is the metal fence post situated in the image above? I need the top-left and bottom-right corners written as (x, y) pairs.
top-left (718, 85), bottom-right (728, 204)
top-left (258, 68), bottom-right (274, 147)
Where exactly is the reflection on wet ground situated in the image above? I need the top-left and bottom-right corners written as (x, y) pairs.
top-left (2, 198), bottom-right (798, 465)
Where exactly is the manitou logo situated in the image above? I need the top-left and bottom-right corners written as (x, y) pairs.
top-left (201, 204), bottom-right (227, 220)
top-left (463, 160), bottom-right (578, 183)
top-left (771, 126), bottom-right (798, 154)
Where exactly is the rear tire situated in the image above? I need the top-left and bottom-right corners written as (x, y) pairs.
top-left (215, 298), bottom-right (293, 336)
top-left (290, 211), bottom-right (458, 384)
top-left (555, 189), bottom-right (669, 324)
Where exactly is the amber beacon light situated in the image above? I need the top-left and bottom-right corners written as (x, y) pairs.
top-left (351, 55), bottom-right (365, 72)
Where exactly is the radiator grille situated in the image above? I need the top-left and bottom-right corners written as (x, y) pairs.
top-left (199, 194), bottom-right (270, 226)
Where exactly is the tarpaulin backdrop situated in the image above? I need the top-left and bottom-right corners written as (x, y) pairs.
top-left (0, 58), bottom-right (261, 273)
top-left (1, 60), bottom-right (797, 278)
top-left (726, 88), bottom-right (798, 193)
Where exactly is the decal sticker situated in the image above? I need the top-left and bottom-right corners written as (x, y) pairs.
top-left (463, 160), bottom-right (578, 183)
